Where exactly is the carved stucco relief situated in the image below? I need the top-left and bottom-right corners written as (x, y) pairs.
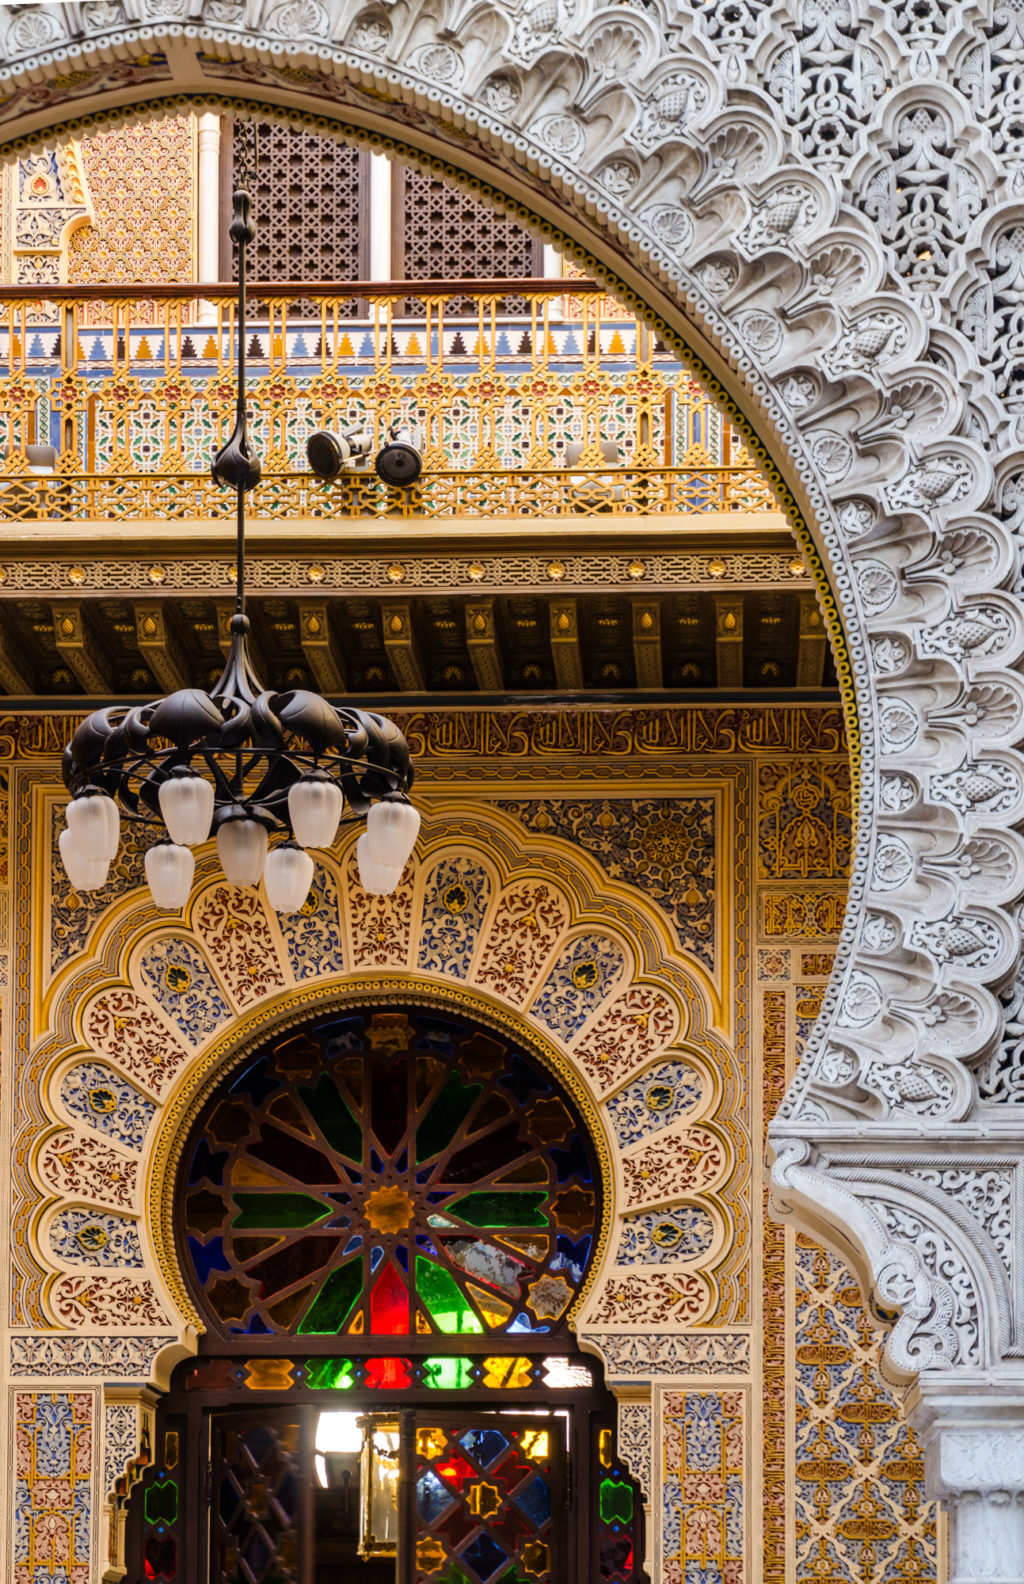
top-left (0, 0), bottom-right (1023, 1383)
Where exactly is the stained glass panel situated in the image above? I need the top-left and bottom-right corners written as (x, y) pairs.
top-left (413, 1419), bottom-right (560, 1584)
top-left (179, 1007), bottom-right (601, 1337)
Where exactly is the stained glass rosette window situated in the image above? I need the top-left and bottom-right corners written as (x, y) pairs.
top-left (179, 1008), bottom-right (602, 1338)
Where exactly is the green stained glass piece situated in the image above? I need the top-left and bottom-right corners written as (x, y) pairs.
top-left (298, 1260), bottom-right (363, 1334)
top-left (298, 1074), bottom-right (362, 1161)
top-left (416, 1256), bottom-right (483, 1334)
top-left (600, 1476), bottom-right (633, 1526)
top-left (423, 1355), bottom-right (474, 1389)
top-left (416, 1073), bottom-right (482, 1163)
top-left (233, 1193), bottom-right (332, 1229)
top-left (305, 1357), bottom-right (355, 1390)
top-left (144, 1480), bottom-right (178, 1525)
top-left (447, 1191), bottom-right (549, 1228)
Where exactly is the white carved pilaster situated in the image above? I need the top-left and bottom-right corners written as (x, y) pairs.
top-left (911, 1381), bottom-right (1024, 1584)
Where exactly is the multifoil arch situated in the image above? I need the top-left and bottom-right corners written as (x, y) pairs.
top-left (2, 0), bottom-right (1022, 1380)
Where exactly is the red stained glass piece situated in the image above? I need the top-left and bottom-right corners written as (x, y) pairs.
top-left (365, 1355), bottom-right (413, 1389)
top-left (435, 1451), bottom-right (475, 1490)
top-left (370, 1260), bottom-right (410, 1334)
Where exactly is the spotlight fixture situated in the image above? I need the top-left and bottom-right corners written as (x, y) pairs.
top-left (375, 422), bottom-right (423, 488)
top-left (57, 189), bottom-right (419, 914)
top-left (306, 427), bottom-right (374, 480)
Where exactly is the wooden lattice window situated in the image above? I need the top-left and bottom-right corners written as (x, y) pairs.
top-left (392, 166), bottom-right (543, 312)
top-left (179, 1006), bottom-right (602, 1340)
top-left (226, 118), bottom-right (369, 302)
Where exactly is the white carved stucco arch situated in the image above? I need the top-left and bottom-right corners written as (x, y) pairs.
top-left (2, 0), bottom-right (1023, 1388)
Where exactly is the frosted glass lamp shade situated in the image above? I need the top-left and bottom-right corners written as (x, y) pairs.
top-left (217, 818), bottom-right (268, 886)
top-left (264, 843), bottom-right (315, 913)
top-left (58, 827), bottom-right (109, 892)
top-left (288, 776), bottom-right (343, 849)
top-left (145, 843), bottom-right (194, 910)
top-left (158, 773), bottom-right (215, 847)
top-left (66, 790), bottom-right (120, 862)
top-left (357, 831), bottom-right (403, 896)
top-left (366, 799), bottom-right (420, 870)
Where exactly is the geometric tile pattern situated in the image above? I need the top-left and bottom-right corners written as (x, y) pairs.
top-left (662, 1390), bottom-right (743, 1584)
top-left (14, 1391), bottom-right (93, 1584)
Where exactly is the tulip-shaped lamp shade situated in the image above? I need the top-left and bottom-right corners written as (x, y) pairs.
top-left (217, 817), bottom-right (269, 886)
top-left (288, 776), bottom-right (343, 849)
top-left (158, 772), bottom-right (215, 847)
top-left (145, 842), bottom-right (195, 910)
top-left (356, 831), bottom-right (403, 896)
top-left (366, 798), bottom-right (420, 870)
top-left (66, 790), bottom-right (120, 862)
top-left (59, 827), bottom-right (110, 892)
top-left (264, 842), bottom-right (315, 913)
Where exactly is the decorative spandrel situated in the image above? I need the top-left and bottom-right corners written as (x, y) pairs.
top-left (179, 1008), bottom-right (601, 1338)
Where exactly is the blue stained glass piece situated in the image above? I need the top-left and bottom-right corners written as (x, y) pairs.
top-left (459, 1429), bottom-right (508, 1468)
top-left (189, 1235), bottom-right (231, 1285)
top-left (242, 1314), bottom-right (270, 1334)
top-left (396, 1150), bottom-right (408, 1172)
top-left (508, 1312), bottom-right (549, 1333)
top-left (395, 1246), bottom-right (409, 1271)
top-left (515, 1475), bottom-right (551, 1527)
top-left (230, 1058), bottom-right (279, 1106)
top-left (370, 1246), bottom-right (385, 1272)
top-left (342, 1235), bottom-right (362, 1256)
top-left (416, 1236), bottom-right (438, 1255)
top-left (417, 1469), bottom-right (454, 1522)
top-left (462, 1534), bottom-right (506, 1581)
top-left (551, 1138), bottom-right (592, 1182)
top-left (370, 1149), bottom-right (385, 1174)
top-left (188, 1141), bottom-right (227, 1186)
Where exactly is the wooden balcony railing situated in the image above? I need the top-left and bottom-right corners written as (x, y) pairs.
top-left (0, 281), bottom-right (777, 521)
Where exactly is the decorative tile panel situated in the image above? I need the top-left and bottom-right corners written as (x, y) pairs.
top-left (50, 1275), bottom-right (169, 1329)
top-left (346, 851), bottom-right (415, 968)
top-left (621, 1127), bottom-right (728, 1208)
top-left (663, 1391), bottom-right (744, 1584)
top-left (136, 937), bottom-right (231, 1045)
top-left (418, 854), bottom-right (492, 977)
top-left (573, 986), bottom-right (682, 1093)
top-left (529, 933), bottom-right (627, 1039)
top-left (276, 861), bottom-right (345, 980)
top-left (14, 1391), bottom-right (93, 1584)
top-left (10, 1336), bottom-right (176, 1379)
top-left (36, 1131), bottom-right (137, 1211)
top-left (81, 988), bottom-right (188, 1095)
top-left (192, 886), bottom-right (288, 1007)
top-left (48, 1211), bottom-right (143, 1269)
top-left (614, 1206), bottom-right (716, 1266)
top-left (68, 115), bottom-right (193, 297)
top-left (59, 1062), bottom-right (154, 1152)
top-left (604, 1059), bottom-right (704, 1147)
top-left (474, 879), bottom-right (571, 1006)
top-left (757, 762), bottom-right (852, 880)
top-left (498, 797), bottom-right (716, 966)
top-left (103, 1400), bottom-right (139, 1498)
top-left (587, 1271), bottom-right (710, 1327)
top-left (793, 1235), bottom-right (939, 1581)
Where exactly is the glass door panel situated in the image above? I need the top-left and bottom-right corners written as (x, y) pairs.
top-left (210, 1413), bottom-right (306, 1584)
top-left (412, 1416), bottom-right (563, 1584)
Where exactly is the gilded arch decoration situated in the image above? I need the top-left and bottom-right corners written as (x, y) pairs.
top-left (0, 0), bottom-right (1018, 1393)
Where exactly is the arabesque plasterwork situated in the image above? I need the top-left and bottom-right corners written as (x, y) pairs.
top-left (0, 0), bottom-right (1023, 1568)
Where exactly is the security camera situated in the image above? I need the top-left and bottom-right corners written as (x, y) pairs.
top-left (375, 422), bottom-right (423, 489)
top-left (306, 428), bottom-right (374, 481)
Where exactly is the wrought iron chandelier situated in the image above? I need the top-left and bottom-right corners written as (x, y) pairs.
top-left (57, 188), bottom-right (419, 913)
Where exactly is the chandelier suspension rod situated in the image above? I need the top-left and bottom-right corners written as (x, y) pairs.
top-left (233, 186), bottom-right (249, 617)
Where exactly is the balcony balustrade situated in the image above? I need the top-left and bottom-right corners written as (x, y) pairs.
top-left (0, 280), bottom-right (776, 525)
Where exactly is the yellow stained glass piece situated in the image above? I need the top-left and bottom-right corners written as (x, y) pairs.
top-left (348, 1310), bottom-right (365, 1334)
top-left (598, 1428), bottom-right (613, 1468)
top-left (482, 1356), bottom-right (532, 1390)
top-left (416, 1310), bottom-right (432, 1334)
top-left (244, 1359), bottom-right (295, 1391)
top-left (466, 1480), bottom-right (503, 1519)
top-left (465, 1283), bottom-right (512, 1329)
top-left (231, 1160), bottom-right (286, 1187)
top-left (521, 1430), bottom-right (549, 1463)
top-left (522, 1539), bottom-right (549, 1576)
top-left (417, 1538), bottom-right (446, 1574)
top-left (416, 1427), bottom-right (448, 1461)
